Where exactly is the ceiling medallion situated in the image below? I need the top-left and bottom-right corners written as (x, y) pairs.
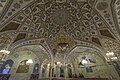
top-left (52, 9), bottom-right (70, 25)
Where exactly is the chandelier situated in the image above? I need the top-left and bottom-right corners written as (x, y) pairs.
top-left (57, 35), bottom-right (69, 52)
top-left (0, 50), bottom-right (10, 60)
top-left (58, 42), bottom-right (69, 52)
top-left (26, 59), bottom-right (33, 65)
top-left (53, 29), bottom-right (74, 54)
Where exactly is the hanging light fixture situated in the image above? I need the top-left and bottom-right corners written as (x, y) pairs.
top-left (47, 63), bottom-right (50, 66)
top-left (53, 29), bottom-right (74, 54)
top-left (57, 62), bottom-right (61, 65)
top-left (81, 59), bottom-right (88, 64)
top-left (26, 59), bottom-right (33, 65)
top-left (111, 57), bottom-right (117, 60)
top-left (0, 50), bottom-right (10, 55)
top-left (0, 50), bottom-right (10, 61)
top-left (106, 52), bottom-right (114, 56)
top-left (58, 42), bottom-right (69, 51)
top-left (57, 35), bottom-right (69, 52)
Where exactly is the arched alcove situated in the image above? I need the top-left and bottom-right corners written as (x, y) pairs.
top-left (16, 59), bottom-right (29, 73)
top-left (5, 45), bottom-right (51, 80)
top-left (66, 46), bottom-right (117, 78)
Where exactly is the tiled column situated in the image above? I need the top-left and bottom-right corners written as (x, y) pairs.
top-left (39, 64), bottom-right (42, 79)
top-left (64, 65), bottom-right (68, 78)
top-left (55, 65), bottom-right (60, 78)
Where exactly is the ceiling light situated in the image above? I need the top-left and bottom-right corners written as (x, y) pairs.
top-left (57, 62), bottom-right (60, 64)
top-left (26, 59), bottom-right (33, 64)
top-left (82, 59), bottom-right (88, 64)
top-left (0, 50), bottom-right (10, 55)
top-left (106, 52), bottom-right (114, 56)
top-left (48, 63), bottom-right (50, 66)
top-left (111, 57), bottom-right (117, 60)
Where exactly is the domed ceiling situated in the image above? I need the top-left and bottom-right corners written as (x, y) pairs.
top-left (0, 0), bottom-right (120, 60)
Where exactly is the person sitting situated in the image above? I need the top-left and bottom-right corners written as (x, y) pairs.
top-left (69, 73), bottom-right (72, 78)
top-left (81, 74), bottom-right (84, 78)
top-left (74, 74), bottom-right (78, 78)
top-left (79, 73), bottom-right (84, 78)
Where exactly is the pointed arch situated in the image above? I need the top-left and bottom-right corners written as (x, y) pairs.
top-left (16, 59), bottom-right (29, 73)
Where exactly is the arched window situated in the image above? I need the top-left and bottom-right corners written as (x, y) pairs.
top-left (0, 59), bottom-right (14, 74)
top-left (16, 59), bottom-right (29, 73)
top-left (33, 63), bottom-right (39, 74)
